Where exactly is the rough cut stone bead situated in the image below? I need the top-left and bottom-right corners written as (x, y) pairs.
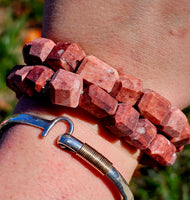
top-left (124, 118), bottom-right (157, 150)
top-left (146, 134), bottom-right (177, 166)
top-left (161, 107), bottom-right (188, 138)
top-left (105, 103), bottom-right (139, 137)
top-left (76, 55), bottom-right (119, 93)
top-left (23, 41), bottom-right (33, 64)
top-left (176, 145), bottom-right (184, 152)
top-left (50, 69), bottom-right (83, 108)
top-left (170, 122), bottom-right (190, 148)
top-left (26, 65), bottom-right (54, 93)
top-left (12, 66), bottom-right (34, 96)
top-left (23, 37), bottom-right (55, 65)
top-left (46, 42), bottom-right (86, 72)
top-left (6, 65), bottom-right (24, 97)
top-left (79, 84), bottom-right (118, 118)
top-left (138, 90), bottom-right (171, 125)
top-left (111, 74), bottom-right (143, 105)
top-left (139, 153), bottom-right (160, 167)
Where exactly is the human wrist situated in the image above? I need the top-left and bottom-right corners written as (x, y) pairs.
top-left (3, 32), bottom-right (189, 198)
top-left (13, 95), bottom-right (139, 180)
top-left (42, 0), bottom-right (190, 109)
top-left (6, 31), bottom-right (189, 169)
top-left (1, 122), bottom-right (133, 200)
top-left (0, 96), bottom-right (138, 199)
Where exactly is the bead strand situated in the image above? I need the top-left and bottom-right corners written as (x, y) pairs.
top-left (6, 37), bottom-right (190, 166)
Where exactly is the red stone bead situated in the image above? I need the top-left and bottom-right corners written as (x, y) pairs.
top-left (170, 122), bottom-right (190, 148)
top-left (12, 66), bottom-right (34, 96)
top-left (105, 103), bottom-right (139, 137)
top-left (6, 65), bottom-right (24, 97)
top-left (26, 65), bottom-right (54, 93)
top-left (161, 107), bottom-right (188, 137)
top-left (76, 55), bottom-right (119, 93)
top-left (23, 41), bottom-right (33, 65)
top-left (111, 74), bottom-right (143, 105)
top-left (46, 42), bottom-right (86, 72)
top-left (23, 37), bottom-right (55, 64)
top-left (50, 69), bottom-right (83, 108)
top-left (124, 118), bottom-right (157, 150)
top-left (79, 84), bottom-right (118, 118)
top-left (176, 145), bottom-right (184, 152)
top-left (146, 134), bottom-right (177, 166)
top-left (138, 90), bottom-right (171, 125)
top-left (139, 153), bottom-right (160, 167)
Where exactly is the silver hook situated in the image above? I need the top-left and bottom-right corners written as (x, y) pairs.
top-left (0, 114), bottom-right (74, 137)
top-left (0, 114), bottom-right (134, 200)
top-left (58, 134), bottom-right (134, 200)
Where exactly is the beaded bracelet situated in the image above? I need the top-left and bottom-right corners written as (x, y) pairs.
top-left (6, 37), bottom-right (190, 166)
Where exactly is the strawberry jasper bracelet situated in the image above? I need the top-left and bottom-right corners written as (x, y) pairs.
top-left (6, 37), bottom-right (190, 167)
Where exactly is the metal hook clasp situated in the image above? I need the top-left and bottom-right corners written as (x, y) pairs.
top-left (0, 114), bottom-right (74, 138)
top-left (0, 113), bottom-right (134, 200)
top-left (58, 134), bottom-right (134, 200)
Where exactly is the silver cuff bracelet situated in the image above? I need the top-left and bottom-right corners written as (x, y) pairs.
top-left (0, 114), bottom-right (134, 200)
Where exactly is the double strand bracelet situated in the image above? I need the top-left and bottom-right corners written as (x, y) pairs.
top-left (6, 37), bottom-right (190, 167)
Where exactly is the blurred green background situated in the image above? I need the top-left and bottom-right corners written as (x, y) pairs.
top-left (0, 1), bottom-right (189, 199)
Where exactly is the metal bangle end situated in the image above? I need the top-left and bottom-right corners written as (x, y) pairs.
top-left (0, 114), bottom-right (134, 200)
top-left (58, 133), bottom-right (134, 200)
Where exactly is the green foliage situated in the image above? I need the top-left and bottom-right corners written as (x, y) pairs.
top-left (0, 0), bottom-right (44, 23)
top-left (0, 0), bottom-right (44, 90)
top-left (0, 0), bottom-right (44, 116)
top-left (131, 145), bottom-right (190, 200)
top-left (0, 13), bottom-right (26, 90)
